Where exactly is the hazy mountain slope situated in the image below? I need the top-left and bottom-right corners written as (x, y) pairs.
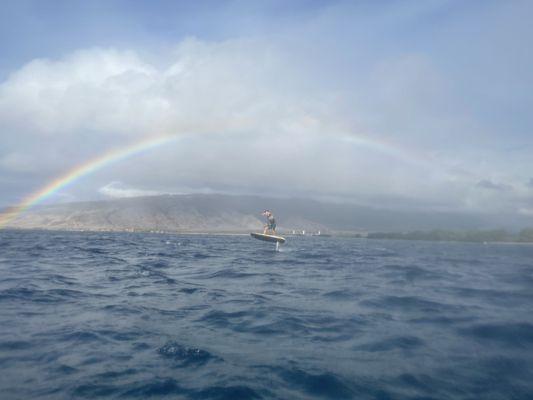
top-left (4, 194), bottom-right (525, 232)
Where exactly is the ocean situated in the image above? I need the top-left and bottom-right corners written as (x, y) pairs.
top-left (0, 230), bottom-right (532, 399)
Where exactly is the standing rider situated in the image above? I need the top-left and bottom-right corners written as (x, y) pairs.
top-left (262, 210), bottom-right (276, 235)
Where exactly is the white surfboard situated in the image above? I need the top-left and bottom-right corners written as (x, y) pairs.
top-left (250, 232), bottom-right (286, 243)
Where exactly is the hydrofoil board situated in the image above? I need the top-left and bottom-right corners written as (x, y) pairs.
top-left (250, 232), bottom-right (286, 243)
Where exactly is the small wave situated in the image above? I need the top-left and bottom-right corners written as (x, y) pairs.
top-left (196, 310), bottom-right (251, 328)
top-left (0, 287), bottom-right (94, 303)
top-left (232, 313), bottom-right (363, 341)
top-left (361, 295), bottom-right (460, 313)
top-left (61, 330), bottom-right (106, 343)
top-left (97, 329), bottom-right (142, 342)
top-left (83, 247), bottom-right (107, 255)
top-left (140, 259), bottom-right (170, 269)
top-left (0, 340), bottom-right (33, 350)
top-left (115, 378), bottom-right (262, 400)
top-left (195, 385), bottom-right (262, 400)
top-left (48, 274), bottom-right (78, 286)
top-left (93, 368), bottom-right (138, 379)
top-left (354, 335), bottom-right (424, 352)
top-left (180, 287), bottom-right (202, 294)
top-left (103, 304), bottom-right (142, 315)
top-left (197, 269), bottom-right (261, 280)
top-left (278, 368), bottom-right (354, 399)
top-left (158, 341), bottom-right (220, 366)
top-left (380, 264), bottom-right (441, 281)
top-left (193, 252), bottom-right (212, 259)
top-left (73, 383), bottom-right (121, 397)
top-left (410, 315), bottom-right (476, 325)
top-left (447, 287), bottom-right (533, 306)
top-left (480, 356), bottom-right (530, 378)
top-left (458, 322), bottom-right (533, 347)
top-left (394, 373), bottom-right (435, 391)
top-left (134, 268), bottom-right (176, 284)
top-left (323, 289), bottom-right (359, 300)
top-left (53, 364), bottom-right (78, 375)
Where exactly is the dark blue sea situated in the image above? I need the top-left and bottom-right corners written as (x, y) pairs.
top-left (0, 230), bottom-right (532, 399)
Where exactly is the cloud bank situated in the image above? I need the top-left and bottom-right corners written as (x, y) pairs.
top-left (0, 1), bottom-right (532, 221)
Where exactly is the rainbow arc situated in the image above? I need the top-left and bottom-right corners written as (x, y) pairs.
top-left (0, 134), bottom-right (178, 228)
top-left (0, 132), bottom-right (430, 228)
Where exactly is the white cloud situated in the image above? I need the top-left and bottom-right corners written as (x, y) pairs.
top-left (0, 28), bottom-right (530, 215)
top-left (98, 181), bottom-right (165, 198)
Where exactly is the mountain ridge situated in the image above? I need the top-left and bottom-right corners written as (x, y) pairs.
top-left (3, 193), bottom-right (529, 233)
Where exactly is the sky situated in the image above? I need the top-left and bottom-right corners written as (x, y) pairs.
top-left (1, 0), bottom-right (533, 219)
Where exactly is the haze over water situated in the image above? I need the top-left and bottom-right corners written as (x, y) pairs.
top-left (1, 230), bottom-right (532, 399)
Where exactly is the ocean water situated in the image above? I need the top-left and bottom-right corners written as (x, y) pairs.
top-left (0, 230), bottom-right (532, 400)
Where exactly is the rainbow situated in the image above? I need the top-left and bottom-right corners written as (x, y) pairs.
top-left (339, 134), bottom-right (434, 169)
top-left (0, 134), bottom-right (179, 228)
top-left (0, 131), bottom-right (434, 229)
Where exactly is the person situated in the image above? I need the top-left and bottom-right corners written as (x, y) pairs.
top-left (262, 210), bottom-right (276, 235)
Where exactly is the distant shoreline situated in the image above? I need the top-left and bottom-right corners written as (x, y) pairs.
top-left (2, 226), bottom-right (533, 245)
top-left (0, 227), bottom-right (253, 236)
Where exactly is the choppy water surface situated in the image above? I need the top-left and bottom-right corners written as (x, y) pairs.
top-left (0, 230), bottom-right (532, 399)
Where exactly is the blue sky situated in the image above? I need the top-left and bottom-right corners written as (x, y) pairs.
top-left (1, 0), bottom-right (533, 221)
top-left (0, 0), bottom-right (329, 76)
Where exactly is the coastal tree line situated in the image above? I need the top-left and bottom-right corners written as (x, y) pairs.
top-left (366, 229), bottom-right (533, 243)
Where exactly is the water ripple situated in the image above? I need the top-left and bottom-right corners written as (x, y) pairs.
top-left (0, 231), bottom-right (532, 399)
